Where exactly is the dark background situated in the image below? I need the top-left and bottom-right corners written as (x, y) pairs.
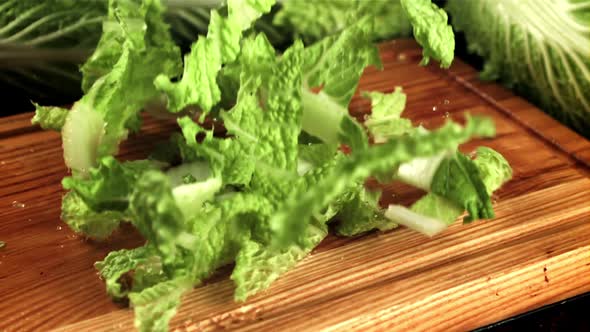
top-left (0, 79), bottom-right (44, 116)
top-left (476, 293), bottom-right (590, 332)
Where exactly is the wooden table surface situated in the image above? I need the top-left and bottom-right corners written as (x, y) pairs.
top-left (1, 40), bottom-right (589, 332)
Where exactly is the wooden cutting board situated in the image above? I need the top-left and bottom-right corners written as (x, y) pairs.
top-left (1, 40), bottom-right (589, 332)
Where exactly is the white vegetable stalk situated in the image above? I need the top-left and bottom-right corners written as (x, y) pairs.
top-left (300, 88), bottom-right (347, 144)
top-left (61, 103), bottom-right (105, 178)
top-left (166, 161), bottom-right (211, 186)
top-left (384, 204), bottom-right (449, 237)
top-left (172, 177), bottom-right (222, 219)
top-left (395, 151), bottom-right (451, 191)
top-left (296, 159), bottom-right (314, 176)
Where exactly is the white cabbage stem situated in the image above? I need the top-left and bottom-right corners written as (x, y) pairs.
top-left (384, 204), bottom-right (449, 237)
top-left (61, 103), bottom-right (105, 178)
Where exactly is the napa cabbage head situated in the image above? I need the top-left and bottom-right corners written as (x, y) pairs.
top-left (446, 0), bottom-right (590, 137)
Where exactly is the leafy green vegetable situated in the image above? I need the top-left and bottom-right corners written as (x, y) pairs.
top-left (31, 0), bottom-right (515, 330)
top-left (299, 16), bottom-right (379, 148)
top-left (328, 145), bottom-right (512, 237)
top-left (430, 151), bottom-right (494, 222)
top-left (154, 0), bottom-right (275, 114)
top-left (297, 143), bottom-right (339, 175)
top-left (409, 194), bottom-right (462, 226)
top-left (129, 171), bottom-right (198, 269)
top-left (232, 219), bottom-right (327, 301)
top-left (31, 103), bottom-right (68, 131)
top-left (446, 0), bottom-right (590, 136)
top-left (336, 186), bottom-right (396, 236)
top-left (274, 0), bottom-right (412, 43)
top-left (391, 147), bottom-right (512, 235)
top-left (1, 0), bottom-right (264, 98)
top-left (473, 146), bottom-right (513, 194)
top-left (78, 0), bottom-right (126, 92)
top-left (400, 0), bottom-right (454, 67)
top-left (6, 0), bottom-right (299, 95)
top-left (129, 277), bottom-right (192, 332)
top-left (61, 191), bottom-right (126, 240)
top-left (40, 0), bottom-right (181, 178)
top-left (61, 157), bottom-right (161, 239)
top-left (63, 157), bottom-right (160, 212)
top-left (191, 193), bottom-right (274, 278)
top-left (95, 246), bottom-right (162, 299)
top-left (363, 87), bottom-right (412, 143)
top-left (270, 116), bottom-right (495, 245)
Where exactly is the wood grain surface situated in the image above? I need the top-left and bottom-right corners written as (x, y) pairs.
top-left (1, 40), bottom-right (589, 332)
